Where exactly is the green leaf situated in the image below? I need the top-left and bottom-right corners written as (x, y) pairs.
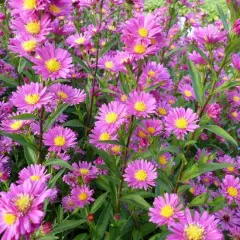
top-left (203, 125), bottom-right (238, 147)
top-left (0, 74), bottom-right (18, 86)
top-left (209, 196), bottom-right (226, 212)
top-left (226, 37), bottom-right (240, 55)
top-left (181, 163), bottom-right (234, 182)
top-left (217, 4), bottom-right (229, 30)
top-left (165, 47), bottom-right (185, 58)
top-left (188, 60), bottom-right (204, 106)
top-left (101, 38), bottom-right (117, 56)
top-left (189, 193), bottom-right (208, 207)
top-left (214, 80), bottom-right (240, 93)
top-left (52, 220), bottom-right (86, 235)
top-left (0, 131), bottom-right (36, 150)
top-left (37, 234), bottom-right (58, 240)
top-left (18, 58), bottom-right (27, 74)
top-left (72, 55), bottom-right (91, 73)
top-left (44, 159), bottom-right (73, 170)
top-left (122, 194), bottom-right (150, 210)
top-left (43, 104), bottom-right (69, 132)
top-left (90, 192), bottom-right (109, 213)
top-left (63, 119), bottom-right (85, 128)
top-left (24, 146), bottom-right (37, 164)
top-left (73, 233), bottom-right (89, 240)
top-left (10, 113), bottom-right (37, 120)
top-left (49, 169), bottom-right (65, 188)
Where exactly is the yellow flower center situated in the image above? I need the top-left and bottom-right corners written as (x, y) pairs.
top-left (21, 40), bottom-right (37, 52)
top-left (105, 61), bottom-right (114, 69)
top-left (134, 169), bottom-right (147, 181)
top-left (79, 168), bottom-right (89, 176)
top-left (75, 37), bottom-right (85, 45)
top-left (232, 112), bottom-right (238, 117)
top-left (15, 194), bottom-right (32, 213)
top-left (158, 107), bottom-right (167, 116)
top-left (148, 70), bottom-right (156, 78)
top-left (233, 96), bottom-right (240, 102)
top-left (23, 0), bottom-right (36, 10)
top-left (45, 58), bottom-right (61, 73)
top-left (105, 112), bottom-right (118, 124)
top-left (169, 99), bottom-right (174, 104)
top-left (25, 21), bottom-right (41, 34)
top-left (54, 136), bottom-right (66, 146)
top-left (78, 192), bottom-right (88, 201)
top-left (175, 118), bottom-right (188, 129)
top-left (10, 121), bottom-right (23, 130)
top-left (227, 186), bottom-right (238, 197)
top-left (99, 132), bottom-right (110, 141)
top-left (120, 95), bottom-right (127, 102)
top-left (189, 187), bottom-right (195, 194)
top-left (3, 213), bottom-right (17, 226)
top-left (151, 38), bottom-right (157, 45)
top-left (108, 25), bottom-right (116, 31)
top-left (147, 127), bottom-right (155, 134)
top-left (111, 145), bottom-right (121, 153)
top-left (227, 167), bottom-right (234, 172)
top-left (138, 27), bottom-right (149, 38)
top-left (24, 93), bottom-right (40, 105)
top-left (160, 205), bottom-right (174, 218)
top-left (30, 175), bottom-right (40, 181)
top-left (49, 4), bottom-right (61, 14)
top-left (134, 101), bottom-right (146, 112)
top-left (134, 44), bottom-right (146, 54)
top-left (159, 155), bottom-right (167, 165)
top-left (91, 47), bottom-right (96, 53)
top-left (184, 90), bottom-right (192, 97)
top-left (57, 91), bottom-right (68, 99)
top-left (138, 130), bottom-right (147, 138)
top-left (184, 224), bottom-right (205, 240)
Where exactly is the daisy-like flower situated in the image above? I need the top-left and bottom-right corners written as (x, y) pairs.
top-left (139, 119), bottom-right (163, 137)
top-left (66, 32), bottom-right (92, 48)
top-left (47, 0), bottom-right (73, 17)
top-left (98, 54), bottom-right (121, 73)
top-left (43, 126), bottom-right (77, 152)
top-left (221, 175), bottom-right (240, 204)
top-left (228, 107), bottom-right (240, 123)
top-left (7, 180), bottom-right (51, 235)
top-left (89, 127), bottom-right (117, 150)
top-left (49, 83), bottom-right (86, 105)
top-left (0, 197), bottom-right (20, 240)
top-left (157, 152), bottom-right (172, 168)
top-left (149, 193), bottom-right (184, 226)
top-left (1, 116), bottom-right (29, 133)
top-left (123, 159), bottom-right (157, 190)
top-left (10, 82), bottom-right (52, 112)
top-left (95, 101), bottom-right (128, 131)
top-left (178, 84), bottom-right (195, 101)
top-left (72, 161), bottom-right (98, 180)
top-left (126, 91), bottom-right (156, 119)
top-left (232, 53), bottom-right (240, 71)
top-left (165, 107), bottom-right (199, 140)
top-left (156, 101), bottom-right (172, 118)
top-left (206, 103), bottom-right (222, 121)
top-left (32, 44), bottom-right (73, 80)
top-left (188, 51), bottom-right (207, 65)
top-left (167, 209), bottom-right (223, 240)
top-left (217, 154), bottom-right (238, 175)
top-left (71, 185), bottom-right (94, 208)
top-left (62, 195), bottom-right (76, 212)
top-left (228, 90), bottom-right (240, 107)
top-left (17, 164), bottom-right (50, 184)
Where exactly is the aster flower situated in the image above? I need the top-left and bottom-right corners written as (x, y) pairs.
top-left (178, 84), bottom-right (195, 101)
top-left (47, 0), bottom-right (73, 17)
top-left (49, 83), bottom-right (86, 105)
top-left (1, 116), bottom-right (29, 133)
top-left (189, 51), bottom-right (208, 65)
top-left (221, 175), bottom-right (240, 204)
top-left (72, 161), bottom-right (98, 181)
top-left (157, 152), bottom-right (172, 168)
top-left (63, 173), bottom-right (77, 187)
top-left (98, 54), bottom-right (121, 73)
top-left (228, 90), bottom-right (240, 107)
top-left (156, 101), bottom-right (172, 118)
top-left (32, 44), bottom-right (73, 80)
top-left (149, 193), bottom-right (184, 226)
top-left (126, 91), bottom-right (156, 118)
top-left (206, 103), bottom-right (222, 122)
top-left (66, 32), bottom-right (92, 48)
top-left (71, 185), bottom-right (94, 208)
top-left (123, 159), bottom-right (157, 190)
top-left (188, 180), bottom-right (207, 196)
top-left (43, 126), bottom-right (77, 152)
top-left (167, 208), bottom-right (223, 240)
top-left (17, 164), bottom-right (50, 184)
top-left (233, 19), bottom-right (240, 35)
top-left (95, 101), bottom-right (128, 131)
top-left (217, 154), bottom-right (238, 175)
top-left (62, 195), bottom-right (76, 212)
top-left (165, 107), bottom-right (199, 140)
top-left (10, 82), bottom-right (52, 112)
top-left (228, 107), bottom-right (240, 123)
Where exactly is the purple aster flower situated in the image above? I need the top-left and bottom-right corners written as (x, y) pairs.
top-left (205, 103), bottom-right (222, 122)
top-left (47, 0), bottom-right (73, 17)
top-left (188, 51), bottom-right (208, 65)
top-left (43, 126), bottom-right (77, 152)
top-left (66, 32), bottom-right (92, 48)
top-left (10, 83), bottom-right (52, 112)
top-left (178, 84), bottom-right (195, 101)
top-left (62, 195), bottom-right (76, 212)
top-left (227, 90), bottom-right (240, 107)
top-left (156, 100), bottom-right (172, 118)
top-left (233, 19), bottom-right (240, 35)
top-left (123, 159), bottom-right (157, 190)
top-left (149, 193), bottom-right (184, 226)
top-left (72, 161), bottom-right (98, 181)
top-left (32, 44), bottom-right (73, 80)
top-left (157, 152), bottom-right (172, 168)
top-left (165, 107), bottom-right (199, 140)
top-left (167, 209), bottom-right (223, 240)
top-left (228, 107), bottom-right (240, 123)
top-left (232, 53), bottom-right (240, 71)
top-left (71, 185), bottom-right (94, 208)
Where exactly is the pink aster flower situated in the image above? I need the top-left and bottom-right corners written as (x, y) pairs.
top-left (178, 84), bottom-right (195, 101)
top-left (17, 164), bottom-right (50, 184)
top-left (126, 91), bottom-right (156, 118)
top-left (98, 54), bottom-right (121, 73)
top-left (10, 82), bottom-right (52, 112)
top-left (228, 107), bottom-right (240, 122)
top-left (233, 19), bottom-right (240, 35)
top-left (66, 32), bottom-right (92, 48)
top-left (188, 51), bottom-right (208, 65)
top-left (47, 0), bottom-right (73, 17)
top-left (49, 83), bottom-right (86, 105)
top-left (1, 115), bottom-right (29, 133)
top-left (167, 209), bottom-right (223, 240)
top-left (32, 44), bottom-right (73, 80)
top-left (165, 107), bottom-right (199, 140)
top-left (228, 90), bottom-right (240, 107)
top-left (7, 180), bottom-right (51, 235)
top-left (149, 193), bottom-right (184, 226)
top-left (157, 152), bottom-right (172, 168)
top-left (72, 161), bottom-right (98, 181)
top-left (95, 101), bottom-right (128, 131)
top-left (43, 126), bottom-right (77, 152)
top-left (71, 185), bottom-right (94, 208)
top-left (221, 175), bottom-right (240, 204)
top-left (156, 100), bottom-right (172, 118)
top-left (206, 103), bottom-right (222, 122)
top-left (62, 195), bottom-right (76, 212)
top-left (123, 159), bottom-right (157, 190)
